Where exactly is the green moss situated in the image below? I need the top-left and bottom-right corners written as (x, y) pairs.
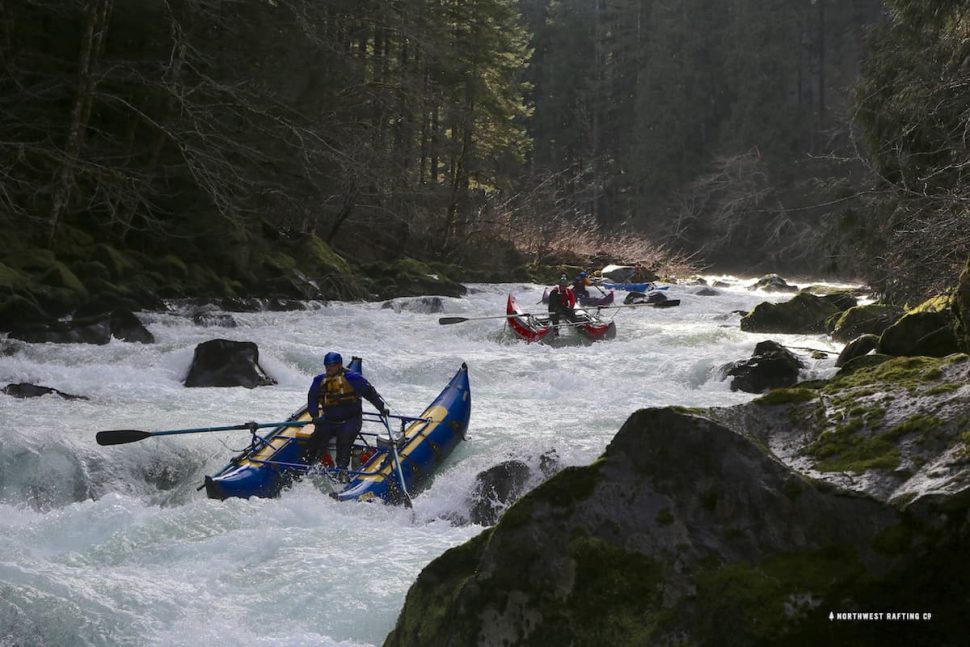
top-left (0, 261), bottom-right (29, 290)
top-left (295, 235), bottom-right (347, 270)
top-left (535, 536), bottom-right (665, 645)
top-left (889, 414), bottom-right (941, 439)
top-left (501, 461), bottom-right (604, 531)
top-left (908, 293), bottom-right (951, 314)
top-left (944, 353), bottom-right (969, 364)
top-left (689, 547), bottom-right (864, 643)
top-left (805, 417), bottom-right (902, 473)
top-left (753, 388), bottom-right (818, 406)
top-left (670, 405), bottom-right (709, 415)
top-left (827, 355), bottom-right (949, 394)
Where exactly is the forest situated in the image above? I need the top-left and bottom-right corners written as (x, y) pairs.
top-left (1, 0), bottom-right (968, 314)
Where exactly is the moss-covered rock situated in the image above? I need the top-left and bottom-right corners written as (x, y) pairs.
top-left (386, 408), bottom-right (969, 645)
top-left (878, 310), bottom-right (960, 357)
top-left (740, 292), bottom-right (842, 334)
top-left (360, 257), bottom-right (466, 300)
top-left (829, 304), bottom-right (904, 342)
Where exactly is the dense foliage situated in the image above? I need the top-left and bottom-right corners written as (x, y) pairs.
top-left (847, 0), bottom-right (970, 302)
top-left (0, 0), bottom-right (531, 269)
top-left (1, 0), bottom-right (967, 303)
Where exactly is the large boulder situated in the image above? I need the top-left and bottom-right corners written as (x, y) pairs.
top-left (829, 304), bottom-right (904, 342)
top-left (183, 339), bottom-right (276, 388)
top-left (720, 340), bottom-right (803, 393)
top-left (740, 292), bottom-right (841, 334)
top-left (878, 311), bottom-right (960, 357)
top-left (386, 408), bottom-right (968, 646)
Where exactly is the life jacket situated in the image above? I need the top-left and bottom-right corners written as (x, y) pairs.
top-left (319, 370), bottom-right (359, 411)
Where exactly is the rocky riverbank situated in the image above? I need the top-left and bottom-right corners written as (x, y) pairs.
top-left (384, 259), bottom-right (970, 646)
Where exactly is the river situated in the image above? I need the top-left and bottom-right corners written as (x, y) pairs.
top-left (0, 278), bottom-right (853, 646)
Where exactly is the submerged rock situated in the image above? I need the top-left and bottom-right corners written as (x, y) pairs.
top-left (2, 383), bottom-right (88, 400)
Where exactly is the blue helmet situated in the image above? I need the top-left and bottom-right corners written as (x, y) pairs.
top-left (323, 351), bottom-right (343, 366)
top-left (579, 271), bottom-right (587, 278)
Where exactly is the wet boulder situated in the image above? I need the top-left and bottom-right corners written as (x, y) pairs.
top-left (2, 383), bottom-right (88, 400)
top-left (8, 309), bottom-right (152, 344)
top-left (835, 334), bottom-right (880, 367)
top-left (740, 292), bottom-right (841, 334)
top-left (829, 304), bottom-right (904, 342)
top-left (108, 309), bottom-right (154, 343)
top-left (720, 340), bottom-right (802, 393)
top-left (9, 316), bottom-right (112, 344)
top-left (192, 312), bottom-right (238, 328)
top-left (878, 311), bottom-right (960, 357)
top-left (381, 297), bottom-right (445, 314)
top-left (468, 460), bottom-right (532, 526)
top-left (184, 339), bottom-right (277, 388)
top-left (748, 273), bottom-right (798, 292)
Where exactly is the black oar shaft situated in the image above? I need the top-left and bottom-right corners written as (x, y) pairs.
top-left (95, 420), bottom-right (311, 446)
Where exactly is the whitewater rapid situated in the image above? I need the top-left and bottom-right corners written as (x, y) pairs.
top-left (0, 278), bottom-right (852, 646)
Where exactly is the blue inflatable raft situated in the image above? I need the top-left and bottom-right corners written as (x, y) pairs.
top-left (204, 359), bottom-right (471, 504)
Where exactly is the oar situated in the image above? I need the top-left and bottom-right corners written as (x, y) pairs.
top-left (381, 414), bottom-right (414, 509)
top-left (599, 300), bottom-right (681, 311)
top-left (96, 420), bottom-right (310, 446)
top-left (439, 313), bottom-right (536, 325)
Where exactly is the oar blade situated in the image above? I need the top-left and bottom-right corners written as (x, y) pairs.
top-left (438, 317), bottom-right (469, 325)
top-left (96, 429), bottom-right (153, 445)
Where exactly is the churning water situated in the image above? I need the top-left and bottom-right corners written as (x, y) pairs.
top-left (0, 278), bottom-right (854, 646)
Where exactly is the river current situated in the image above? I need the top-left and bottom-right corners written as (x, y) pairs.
top-left (0, 278), bottom-right (854, 646)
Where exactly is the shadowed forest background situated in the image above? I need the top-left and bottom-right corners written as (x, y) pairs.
top-left (1, 0), bottom-right (968, 310)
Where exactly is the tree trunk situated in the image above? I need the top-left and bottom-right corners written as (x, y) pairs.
top-left (48, 0), bottom-right (112, 245)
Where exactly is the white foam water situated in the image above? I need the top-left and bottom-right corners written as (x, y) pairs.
top-left (0, 277), bottom-right (852, 645)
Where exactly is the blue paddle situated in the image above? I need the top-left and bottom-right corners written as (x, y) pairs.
top-left (96, 420), bottom-right (311, 446)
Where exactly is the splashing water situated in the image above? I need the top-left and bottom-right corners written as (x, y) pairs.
top-left (0, 278), bottom-right (852, 646)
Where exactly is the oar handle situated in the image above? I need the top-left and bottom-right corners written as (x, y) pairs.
top-left (96, 420), bottom-right (312, 446)
top-left (439, 314), bottom-right (525, 325)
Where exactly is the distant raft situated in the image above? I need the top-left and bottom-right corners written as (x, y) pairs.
top-left (204, 358), bottom-right (471, 504)
top-left (506, 293), bottom-right (615, 345)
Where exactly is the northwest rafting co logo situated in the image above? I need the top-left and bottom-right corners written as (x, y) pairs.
top-left (828, 611), bottom-right (932, 621)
